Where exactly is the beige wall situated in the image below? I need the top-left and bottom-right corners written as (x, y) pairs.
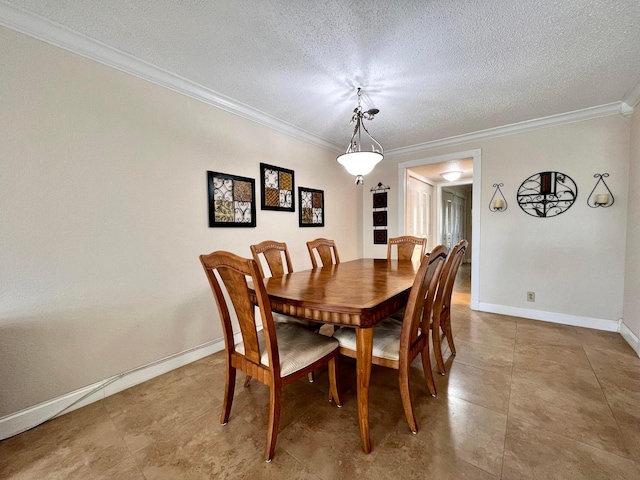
top-left (0, 27), bottom-right (360, 417)
top-left (623, 106), bottom-right (640, 351)
top-left (363, 115), bottom-right (630, 324)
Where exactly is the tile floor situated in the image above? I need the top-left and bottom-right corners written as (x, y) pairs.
top-left (2, 266), bottom-right (640, 479)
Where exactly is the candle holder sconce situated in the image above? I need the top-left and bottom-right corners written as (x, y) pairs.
top-left (587, 173), bottom-right (614, 208)
top-left (489, 183), bottom-right (508, 212)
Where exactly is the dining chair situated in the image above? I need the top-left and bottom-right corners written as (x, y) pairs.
top-left (199, 250), bottom-right (341, 462)
top-left (387, 235), bottom-right (427, 261)
top-left (250, 240), bottom-right (322, 383)
top-left (250, 240), bottom-right (319, 329)
top-left (250, 240), bottom-right (294, 278)
top-left (306, 238), bottom-right (340, 268)
top-left (332, 245), bottom-right (449, 434)
top-left (432, 239), bottom-right (468, 375)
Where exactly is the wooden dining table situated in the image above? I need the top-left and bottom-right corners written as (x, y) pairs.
top-left (258, 258), bottom-right (421, 453)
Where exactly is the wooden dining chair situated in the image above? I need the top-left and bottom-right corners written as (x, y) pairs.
top-left (332, 245), bottom-right (448, 434)
top-left (250, 240), bottom-right (321, 383)
top-left (250, 240), bottom-right (294, 278)
top-left (199, 250), bottom-right (341, 462)
top-left (387, 235), bottom-right (427, 261)
top-left (250, 240), bottom-right (319, 329)
top-left (306, 238), bottom-right (340, 268)
top-left (432, 239), bottom-right (468, 375)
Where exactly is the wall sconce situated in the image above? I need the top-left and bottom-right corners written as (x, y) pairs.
top-left (587, 173), bottom-right (614, 208)
top-left (489, 183), bottom-right (508, 211)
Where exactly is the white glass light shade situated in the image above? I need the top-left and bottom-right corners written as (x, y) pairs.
top-left (337, 151), bottom-right (383, 176)
top-left (441, 171), bottom-right (463, 182)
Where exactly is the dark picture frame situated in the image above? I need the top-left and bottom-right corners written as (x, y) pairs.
top-left (260, 163), bottom-right (295, 212)
top-left (373, 210), bottom-right (388, 226)
top-left (373, 192), bottom-right (388, 209)
top-left (373, 229), bottom-right (388, 244)
top-left (298, 187), bottom-right (325, 227)
top-left (207, 171), bottom-right (256, 227)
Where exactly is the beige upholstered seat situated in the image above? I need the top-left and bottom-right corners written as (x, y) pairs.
top-left (199, 250), bottom-right (341, 462)
top-left (387, 235), bottom-right (427, 261)
top-left (236, 322), bottom-right (339, 377)
top-left (306, 238), bottom-right (340, 268)
top-left (332, 245), bottom-right (448, 433)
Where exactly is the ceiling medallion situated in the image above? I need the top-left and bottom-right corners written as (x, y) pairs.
top-left (517, 171), bottom-right (577, 218)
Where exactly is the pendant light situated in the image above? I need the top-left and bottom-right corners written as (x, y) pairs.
top-left (336, 88), bottom-right (384, 185)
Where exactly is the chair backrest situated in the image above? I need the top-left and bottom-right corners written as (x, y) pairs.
top-left (434, 239), bottom-right (468, 316)
top-left (400, 245), bottom-right (449, 349)
top-left (387, 236), bottom-right (427, 261)
top-left (199, 251), bottom-right (281, 377)
top-left (306, 238), bottom-right (340, 268)
top-left (250, 240), bottom-right (294, 278)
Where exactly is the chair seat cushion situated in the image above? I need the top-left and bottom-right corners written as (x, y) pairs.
top-left (332, 318), bottom-right (403, 361)
top-left (236, 322), bottom-right (338, 377)
top-left (272, 312), bottom-right (320, 330)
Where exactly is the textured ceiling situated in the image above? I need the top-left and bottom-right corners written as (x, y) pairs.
top-left (3, 0), bottom-right (640, 151)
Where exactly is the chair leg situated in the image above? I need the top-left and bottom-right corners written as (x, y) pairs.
top-left (432, 314), bottom-right (446, 375)
top-left (327, 356), bottom-right (342, 407)
top-left (398, 365), bottom-right (418, 434)
top-left (220, 363), bottom-right (236, 425)
top-left (307, 371), bottom-right (315, 383)
top-left (265, 385), bottom-right (282, 462)
top-left (420, 344), bottom-right (437, 397)
top-left (442, 310), bottom-right (456, 356)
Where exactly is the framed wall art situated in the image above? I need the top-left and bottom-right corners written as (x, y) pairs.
top-left (373, 229), bottom-right (388, 245)
top-left (207, 171), bottom-right (256, 227)
top-left (260, 163), bottom-right (295, 211)
top-left (373, 191), bottom-right (388, 208)
top-left (373, 210), bottom-right (387, 226)
top-left (371, 182), bottom-right (390, 244)
top-left (517, 171), bottom-right (577, 218)
top-left (298, 187), bottom-right (324, 227)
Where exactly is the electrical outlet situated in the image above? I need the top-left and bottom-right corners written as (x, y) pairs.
top-left (527, 291), bottom-right (535, 302)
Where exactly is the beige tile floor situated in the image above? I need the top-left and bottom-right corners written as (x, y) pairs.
top-left (2, 265), bottom-right (640, 479)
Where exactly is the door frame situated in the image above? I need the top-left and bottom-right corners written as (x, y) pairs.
top-left (397, 149), bottom-right (481, 310)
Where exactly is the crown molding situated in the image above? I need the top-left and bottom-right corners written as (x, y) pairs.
top-left (386, 101), bottom-right (633, 158)
top-left (0, 3), bottom-right (342, 153)
top-left (623, 77), bottom-right (640, 109)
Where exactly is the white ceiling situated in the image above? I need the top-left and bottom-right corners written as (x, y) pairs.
top-left (3, 0), bottom-right (640, 153)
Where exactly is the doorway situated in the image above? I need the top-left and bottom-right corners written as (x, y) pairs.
top-left (397, 149), bottom-right (481, 310)
top-left (442, 187), bottom-right (466, 249)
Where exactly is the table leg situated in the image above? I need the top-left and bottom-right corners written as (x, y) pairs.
top-left (355, 327), bottom-right (373, 453)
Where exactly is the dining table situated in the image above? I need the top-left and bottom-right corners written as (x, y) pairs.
top-left (257, 257), bottom-right (421, 453)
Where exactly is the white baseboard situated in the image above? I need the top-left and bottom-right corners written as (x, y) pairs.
top-left (0, 335), bottom-right (233, 441)
top-left (478, 303), bottom-right (619, 332)
top-left (619, 321), bottom-right (640, 357)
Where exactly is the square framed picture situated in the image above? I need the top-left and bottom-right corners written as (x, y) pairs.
top-left (373, 210), bottom-right (388, 227)
top-left (373, 229), bottom-right (387, 244)
top-left (207, 171), bottom-right (256, 227)
top-left (373, 192), bottom-right (388, 209)
top-left (298, 187), bottom-right (324, 227)
top-left (260, 163), bottom-right (295, 211)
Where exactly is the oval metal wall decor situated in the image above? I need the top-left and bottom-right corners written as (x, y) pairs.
top-left (516, 171), bottom-right (577, 218)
